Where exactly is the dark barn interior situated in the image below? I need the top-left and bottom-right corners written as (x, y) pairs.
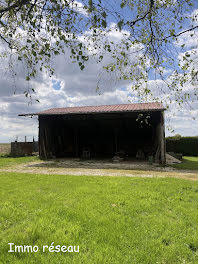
top-left (34, 103), bottom-right (166, 164)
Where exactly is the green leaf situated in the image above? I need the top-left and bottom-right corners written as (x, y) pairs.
top-left (117, 20), bottom-right (124, 30)
top-left (102, 20), bottom-right (107, 28)
top-left (101, 11), bottom-right (106, 18)
top-left (120, 2), bottom-right (125, 8)
top-left (88, 0), bottom-right (93, 12)
top-left (32, 50), bottom-right (37, 56)
top-left (54, 50), bottom-right (60, 55)
top-left (80, 65), bottom-right (85, 70)
top-left (45, 43), bottom-right (50, 50)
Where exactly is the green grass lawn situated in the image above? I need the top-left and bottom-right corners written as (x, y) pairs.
top-left (0, 172), bottom-right (198, 264)
top-left (0, 155), bottom-right (38, 168)
top-left (172, 156), bottom-right (198, 170)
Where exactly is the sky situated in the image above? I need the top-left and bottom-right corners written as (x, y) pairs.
top-left (0, 1), bottom-right (198, 143)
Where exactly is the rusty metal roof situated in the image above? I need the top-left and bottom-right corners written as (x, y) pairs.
top-left (19, 102), bottom-right (165, 116)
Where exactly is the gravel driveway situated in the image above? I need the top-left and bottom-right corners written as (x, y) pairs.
top-left (1, 158), bottom-right (198, 181)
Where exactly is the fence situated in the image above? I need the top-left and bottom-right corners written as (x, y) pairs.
top-left (11, 141), bottom-right (38, 156)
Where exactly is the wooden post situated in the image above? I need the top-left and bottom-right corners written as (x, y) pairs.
top-left (160, 112), bottom-right (166, 165)
top-left (39, 116), bottom-right (47, 159)
top-left (38, 116), bottom-right (42, 158)
top-left (44, 127), bottom-right (48, 159)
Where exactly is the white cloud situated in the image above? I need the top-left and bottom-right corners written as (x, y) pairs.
top-left (191, 8), bottom-right (198, 22)
top-left (69, 0), bottom-right (88, 17)
top-left (175, 8), bottom-right (198, 49)
top-left (175, 31), bottom-right (198, 49)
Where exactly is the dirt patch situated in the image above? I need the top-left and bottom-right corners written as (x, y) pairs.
top-left (0, 158), bottom-right (198, 181)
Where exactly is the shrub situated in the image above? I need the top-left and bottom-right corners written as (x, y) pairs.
top-left (166, 137), bottom-right (198, 156)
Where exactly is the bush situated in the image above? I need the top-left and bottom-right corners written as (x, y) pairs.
top-left (166, 137), bottom-right (198, 156)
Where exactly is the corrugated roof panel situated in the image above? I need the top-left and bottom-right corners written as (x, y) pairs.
top-left (19, 102), bottom-right (165, 116)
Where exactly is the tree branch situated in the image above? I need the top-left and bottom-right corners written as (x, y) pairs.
top-left (162, 25), bottom-right (198, 41)
top-left (130, 0), bottom-right (154, 27)
top-left (0, 0), bottom-right (30, 14)
top-left (26, 0), bottom-right (38, 20)
top-left (0, 33), bottom-right (12, 48)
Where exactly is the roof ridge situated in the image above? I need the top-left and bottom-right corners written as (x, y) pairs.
top-left (19, 102), bottom-right (165, 116)
top-left (43, 102), bottom-right (163, 110)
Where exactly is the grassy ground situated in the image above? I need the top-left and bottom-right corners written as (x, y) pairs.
top-left (0, 144), bottom-right (38, 168)
top-left (0, 172), bottom-right (198, 264)
top-left (0, 155), bottom-right (38, 168)
top-left (172, 156), bottom-right (198, 170)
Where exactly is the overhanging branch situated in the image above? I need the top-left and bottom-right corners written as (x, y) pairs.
top-left (0, 0), bottom-right (30, 14)
top-left (161, 25), bottom-right (198, 41)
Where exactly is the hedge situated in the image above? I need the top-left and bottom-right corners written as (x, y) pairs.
top-left (166, 137), bottom-right (198, 156)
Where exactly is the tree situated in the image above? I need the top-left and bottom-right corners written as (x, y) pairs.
top-left (0, 0), bottom-right (197, 104)
top-left (173, 134), bottom-right (182, 139)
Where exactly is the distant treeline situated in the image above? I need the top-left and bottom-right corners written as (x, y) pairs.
top-left (166, 136), bottom-right (198, 156)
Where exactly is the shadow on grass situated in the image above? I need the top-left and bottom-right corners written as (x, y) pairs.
top-left (172, 158), bottom-right (198, 170)
top-left (0, 153), bottom-right (11, 158)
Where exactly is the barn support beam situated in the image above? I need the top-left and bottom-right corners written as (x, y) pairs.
top-left (154, 112), bottom-right (166, 165)
top-left (160, 112), bottom-right (166, 165)
top-left (38, 116), bottom-right (41, 157)
top-left (39, 116), bottom-right (48, 159)
top-left (39, 116), bottom-right (45, 159)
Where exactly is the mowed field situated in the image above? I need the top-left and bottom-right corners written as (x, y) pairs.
top-left (172, 156), bottom-right (198, 170)
top-left (0, 156), bottom-right (198, 263)
top-left (0, 143), bottom-right (10, 154)
top-left (0, 173), bottom-right (198, 264)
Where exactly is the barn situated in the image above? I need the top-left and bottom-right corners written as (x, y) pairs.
top-left (20, 102), bottom-right (166, 164)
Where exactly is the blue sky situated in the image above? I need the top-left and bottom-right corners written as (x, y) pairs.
top-left (0, 0), bottom-right (198, 143)
top-left (52, 80), bottom-right (61, 90)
